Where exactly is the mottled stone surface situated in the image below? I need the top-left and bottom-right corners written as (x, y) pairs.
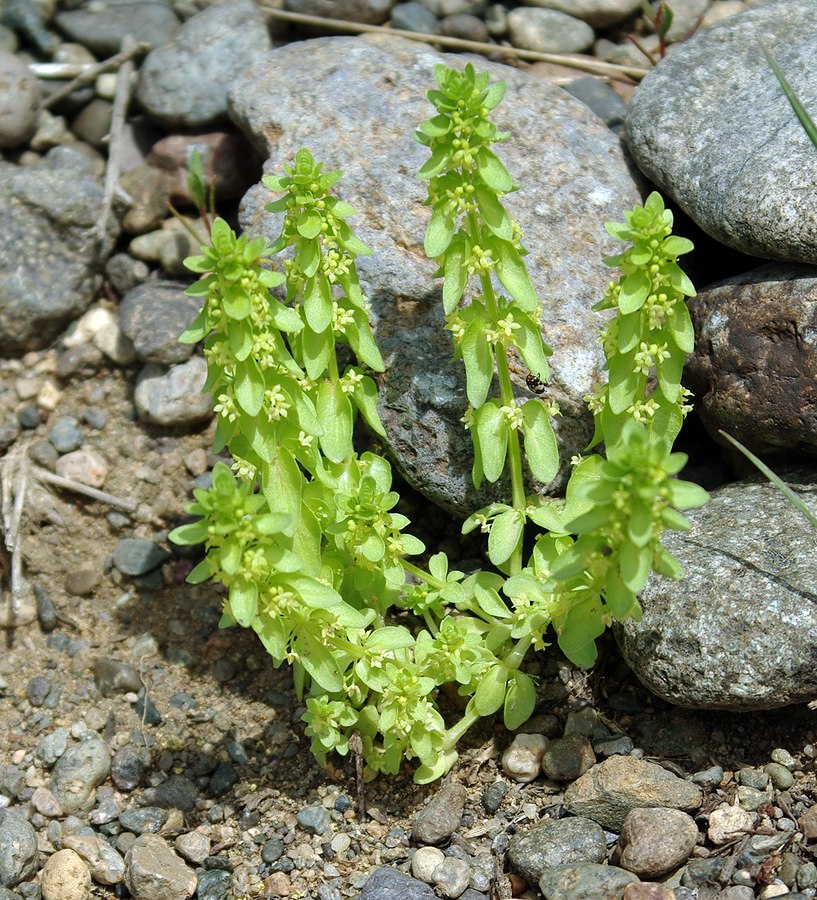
top-left (616, 470), bottom-right (817, 710)
top-left (563, 756), bottom-right (702, 830)
top-left (686, 263), bottom-right (817, 458)
top-left (626, 0), bottom-right (817, 264)
top-left (231, 35), bottom-right (640, 515)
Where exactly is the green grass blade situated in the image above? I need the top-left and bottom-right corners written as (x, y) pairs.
top-left (719, 430), bottom-right (817, 530)
top-left (762, 43), bottom-right (817, 150)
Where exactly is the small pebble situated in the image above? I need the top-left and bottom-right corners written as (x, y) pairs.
top-left (65, 568), bottom-right (101, 596)
top-left (432, 856), bottom-right (471, 899)
top-left (764, 762), bottom-right (794, 790)
top-left (501, 733), bottom-right (548, 783)
top-left (411, 846), bottom-right (445, 882)
top-left (40, 848), bottom-right (92, 900)
top-left (48, 415), bottom-right (83, 453)
top-left (297, 805), bottom-right (332, 836)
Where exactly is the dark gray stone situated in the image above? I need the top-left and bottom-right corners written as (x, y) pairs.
top-left (111, 745), bottom-right (149, 792)
top-left (54, 0), bottom-right (179, 57)
top-left (209, 763), bottom-right (238, 799)
top-left (286, 0), bottom-right (395, 25)
top-left (508, 817), bottom-right (607, 884)
top-left (538, 863), bottom-right (638, 899)
top-left (358, 867), bottom-right (436, 899)
top-left (113, 539), bottom-right (169, 577)
top-left (94, 659), bottom-right (142, 697)
top-left (36, 728), bottom-right (69, 767)
top-left (231, 36), bottom-right (640, 516)
top-left (391, 1), bottom-right (439, 33)
top-left (25, 676), bottom-right (51, 707)
top-left (0, 146), bottom-right (113, 354)
top-left (686, 263), bottom-right (817, 459)
top-left (439, 12), bottom-right (487, 41)
top-left (196, 869), bottom-right (232, 900)
top-left (148, 775), bottom-right (198, 813)
top-left (136, 0), bottom-right (271, 128)
top-left (47, 415), bottom-right (82, 454)
top-left (0, 810), bottom-right (38, 887)
top-left (119, 281), bottom-right (201, 364)
top-left (541, 734), bottom-right (596, 782)
top-left (0, 49), bottom-right (39, 148)
top-left (296, 805), bottom-right (331, 836)
top-left (617, 470), bottom-right (817, 710)
top-left (119, 807), bottom-right (168, 835)
top-left (626, 0), bottom-right (817, 264)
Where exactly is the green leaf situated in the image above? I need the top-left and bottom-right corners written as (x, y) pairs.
top-left (317, 380), bottom-right (353, 463)
top-left (604, 569), bottom-right (637, 620)
top-left (488, 509), bottom-right (523, 567)
top-left (617, 311), bottom-right (642, 354)
top-left (662, 235), bottom-right (694, 257)
top-left (168, 519), bottom-right (208, 546)
top-left (299, 237), bottom-right (321, 278)
top-left (521, 399), bottom-right (559, 484)
top-left (222, 284), bottom-right (252, 320)
top-left (627, 501), bottom-right (654, 547)
top-left (667, 479), bottom-right (709, 510)
top-left (178, 307), bottom-right (209, 344)
top-left (297, 208), bottom-right (322, 239)
top-left (261, 448), bottom-right (303, 533)
top-left (348, 312), bottom-right (385, 372)
top-left (304, 276), bottom-right (332, 333)
top-left (476, 147), bottom-right (513, 192)
top-left (608, 352), bottom-right (640, 414)
top-left (418, 144), bottom-right (451, 180)
top-left (229, 577), bottom-right (258, 627)
top-left (762, 43), bottom-right (817, 150)
top-left (667, 262), bottom-right (696, 297)
top-left (367, 626), bottom-right (415, 652)
top-left (564, 505), bottom-right (613, 534)
top-left (298, 630), bottom-right (344, 693)
top-left (473, 664), bottom-right (509, 716)
top-left (352, 376), bottom-right (387, 437)
top-left (302, 324), bottom-right (333, 381)
top-left (234, 354), bottom-right (265, 417)
top-left (475, 186), bottom-right (513, 240)
top-left (416, 114), bottom-right (452, 138)
top-left (474, 402), bottom-right (509, 483)
top-left (618, 269), bottom-right (650, 314)
top-left (504, 672), bottom-right (535, 731)
top-left (668, 300), bottom-right (695, 353)
top-left (425, 207), bottom-right (456, 258)
top-left (515, 315), bottom-right (551, 381)
top-left (473, 579), bottom-right (511, 617)
top-left (442, 237), bottom-right (469, 314)
top-left (483, 80), bottom-right (507, 111)
top-left (461, 323), bottom-right (494, 409)
top-left (556, 594), bottom-right (605, 668)
top-left (493, 240), bottom-right (537, 311)
top-left (619, 539), bottom-right (651, 592)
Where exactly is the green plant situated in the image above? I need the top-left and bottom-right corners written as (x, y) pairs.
top-left (170, 62), bottom-right (707, 783)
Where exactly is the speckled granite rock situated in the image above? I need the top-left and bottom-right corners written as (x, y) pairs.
top-left (626, 0), bottom-right (817, 264)
top-left (616, 470), bottom-right (817, 710)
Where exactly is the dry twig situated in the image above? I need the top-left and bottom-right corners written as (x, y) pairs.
top-left (92, 35), bottom-right (138, 254)
top-left (258, 6), bottom-right (649, 82)
top-left (40, 39), bottom-right (149, 110)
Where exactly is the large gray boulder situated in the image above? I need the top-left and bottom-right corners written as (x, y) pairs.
top-left (617, 470), bottom-right (817, 710)
top-left (230, 35), bottom-right (641, 515)
top-left (626, 0), bottom-right (817, 265)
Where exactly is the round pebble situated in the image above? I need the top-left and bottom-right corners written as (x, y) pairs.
top-left (501, 732), bottom-right (548, 783)
top-left (40, 848), bottom-right (91, 900)
top-left (0, 49), bottom-right (41, 147)
top-left (48, 415), bottom-right (83, 453)
top-left (411, 846), bottom-right (445, 882)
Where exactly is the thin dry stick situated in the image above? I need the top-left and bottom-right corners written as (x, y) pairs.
top-left (93, 35), bottom-right (137, 252)
top-left (33, 467), bottom-right (138, 512)
top-left (258, 6), bottom-right (650, 81)
top-left (41, 39), bottom-right (150, 110)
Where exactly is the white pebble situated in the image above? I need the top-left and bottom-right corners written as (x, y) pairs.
top-left (501, 733), bottom-right (548, 783)
top-left (708, 803), bottom-right (756, 845)
top-left (411, 846), bottom-right (445, 883)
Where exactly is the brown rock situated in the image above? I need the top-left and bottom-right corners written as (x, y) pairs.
top-left (40, 849), bottom-right (91, 900)
top-left (623, 884), bottom-right (677, 899)
top-left (563, 756), bottom-right (702, 831)
top-left (147, 131), bottom-right (257, 205)
top-left (617, 807), bottom-right (699, 878)
top-left (799, 803), bottom-right (817, 841)
top-left (687, 263), bottom-right (817, 459)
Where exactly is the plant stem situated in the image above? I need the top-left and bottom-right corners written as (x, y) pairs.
top-left (402, 559), bottom-right (445, 590)
top-left (504, 634), bottom-right (532, 669)
top-left (467, 211), bottom-right (526, 575)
